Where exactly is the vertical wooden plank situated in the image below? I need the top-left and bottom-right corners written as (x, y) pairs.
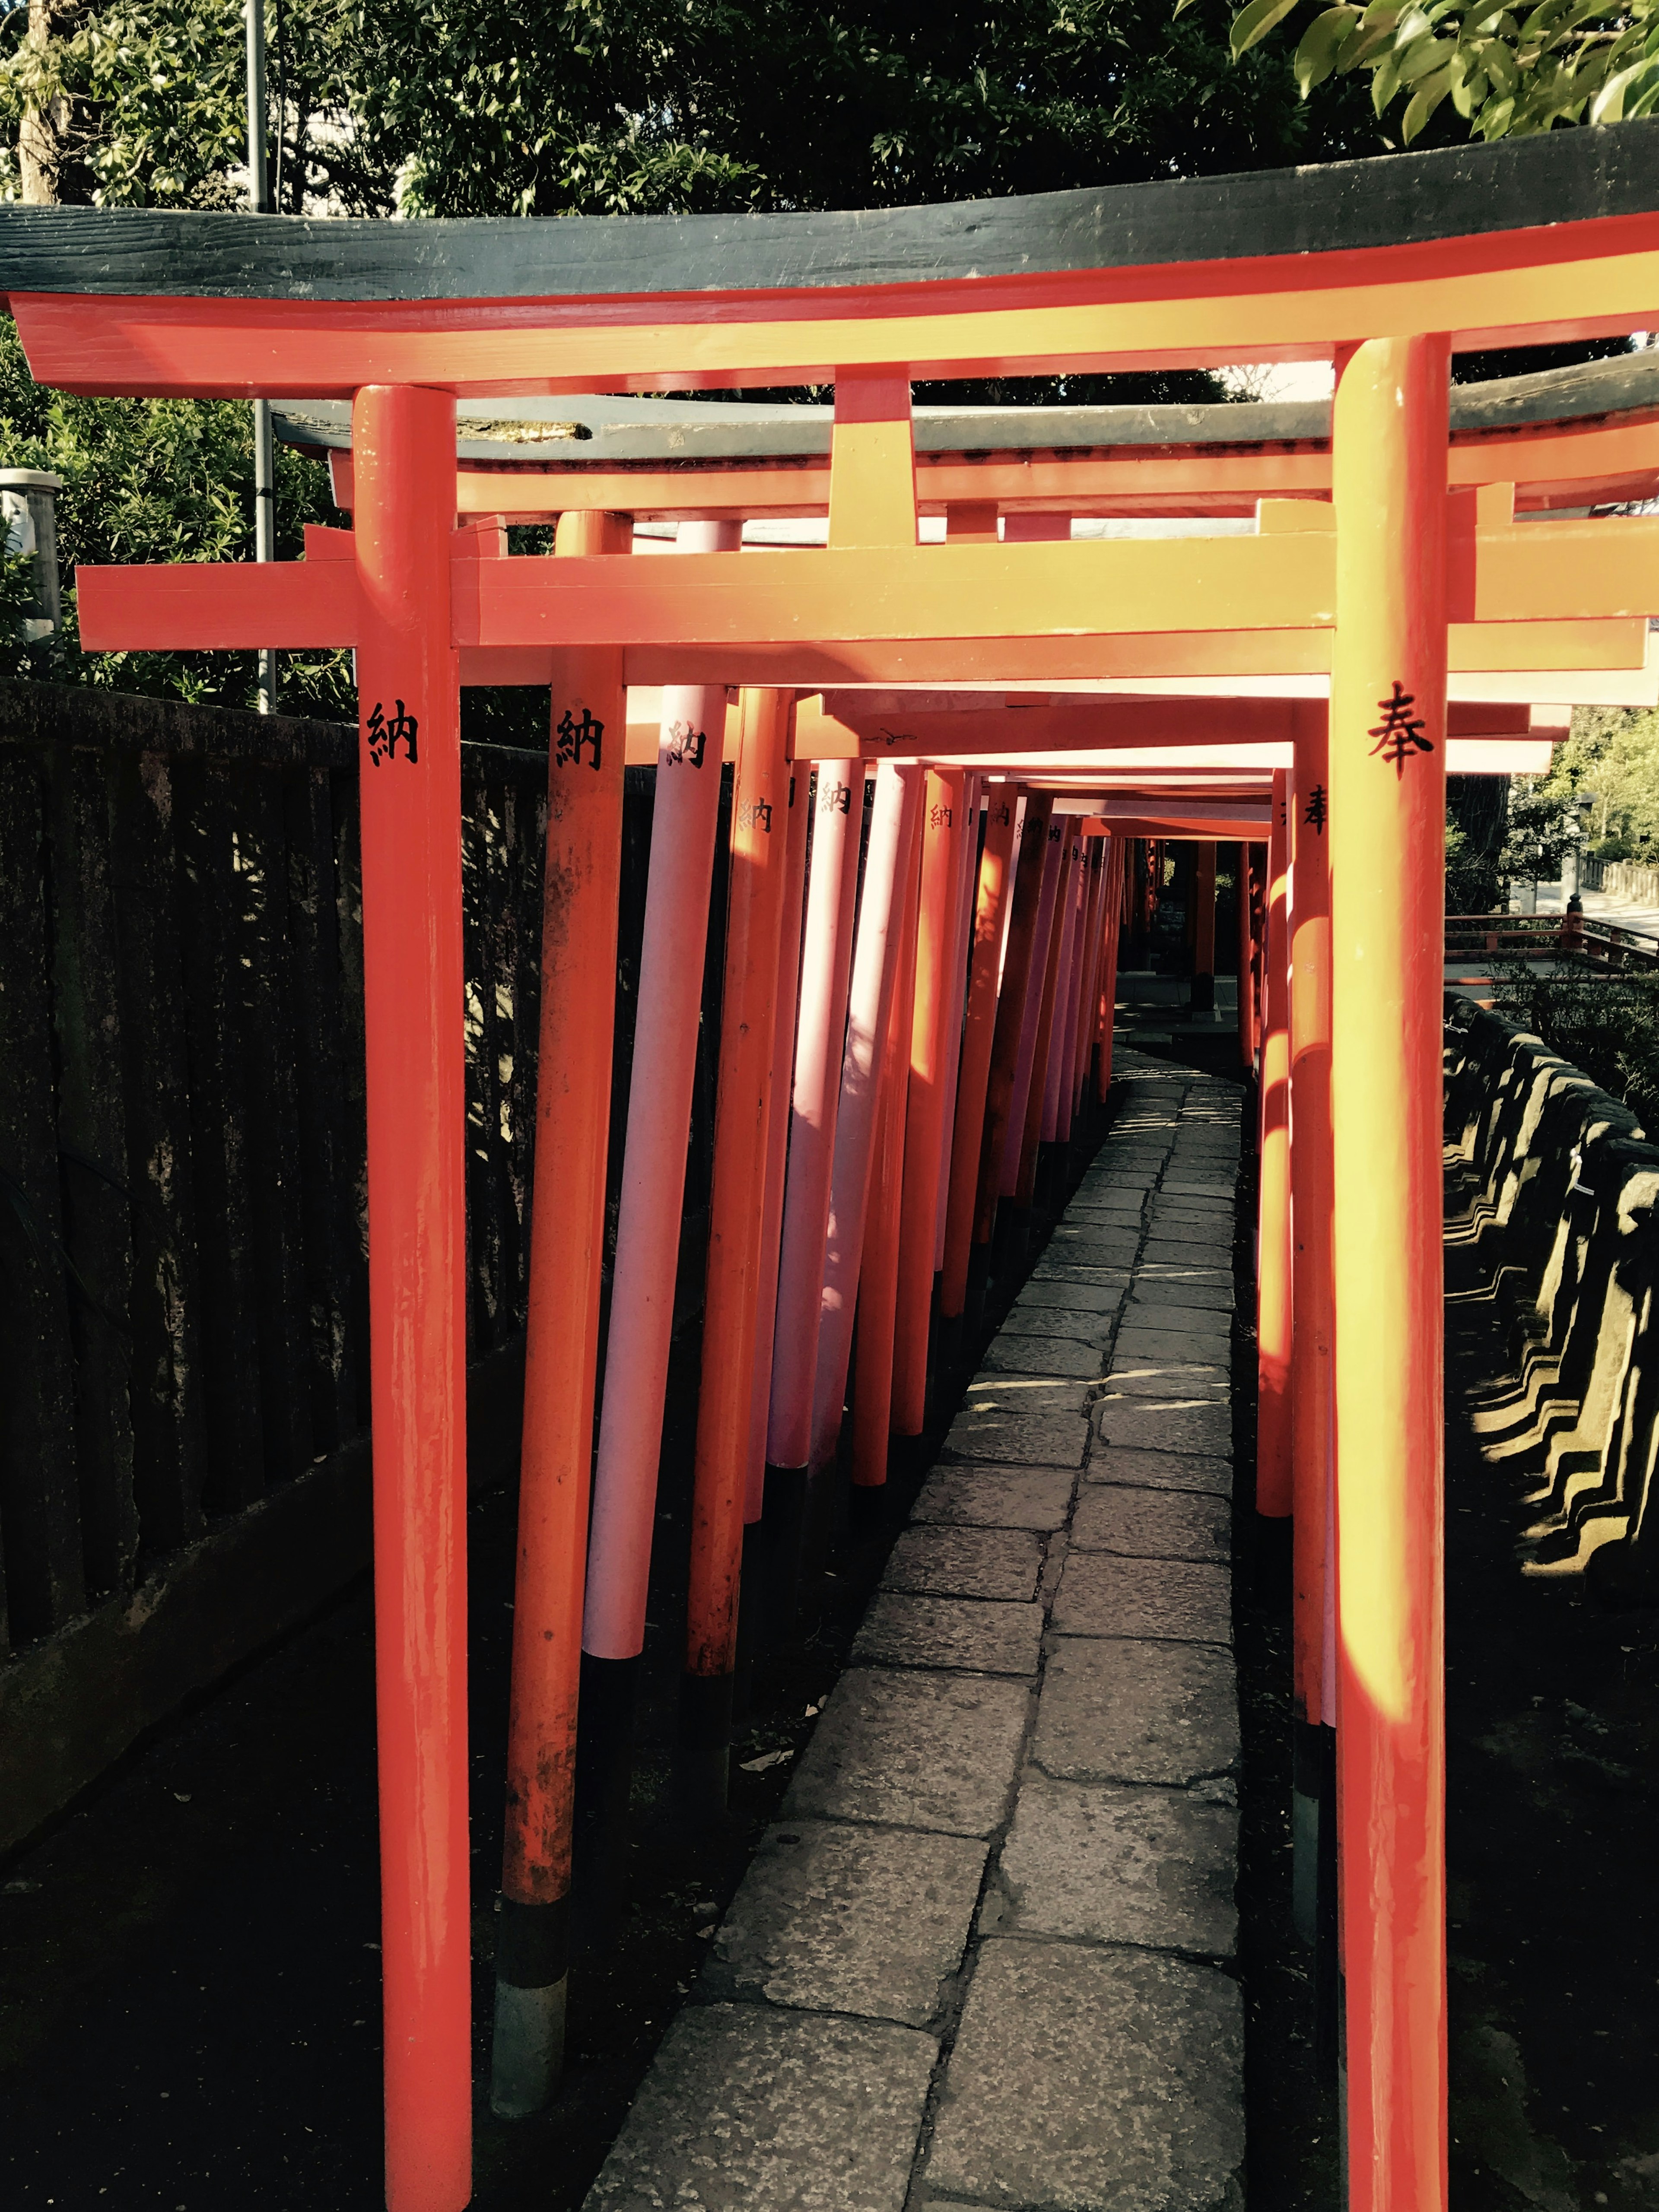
top-left (174, 752), bottom-right (266, 1512)
top-left (109, 750), bottom-right (208, 1552)
top-left (45, 740), bottom-right (139, 1601)
top-left (0, 748), bottom-right (86, 1644)
top-left (237, 763), bottom-right (314, 1488)
top-left (333, 769), bottom-right (372, 1433)
top-left (282, 762), bottom-right (362, 1452)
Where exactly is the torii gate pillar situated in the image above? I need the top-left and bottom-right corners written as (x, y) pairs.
top-left (354, 385), bottom-right (472, 2212)
top-left (1329, 336), bottom-right (1449, 2212)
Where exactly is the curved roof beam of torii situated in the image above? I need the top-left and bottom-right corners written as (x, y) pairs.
top-left (299, 349), bottom-right (1659, 518)
top-left (7, 121), bottom-right (1659, 394)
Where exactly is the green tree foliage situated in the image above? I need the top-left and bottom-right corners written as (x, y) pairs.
top-left (0, 0), bottom-right (386, 208)
top-left (0, 312), bottom-right (348, 708)
top-left (1208, 0), bottom-right (1659, 148)
top-left (1545, 706), bottom-right (1659, 859)
top-left (1490, 960), bottom-right (1659, 1124)
top-left (1, 0), bottom-right (1377, 216)
top-left (353, 0), bottom-right (1374, 219)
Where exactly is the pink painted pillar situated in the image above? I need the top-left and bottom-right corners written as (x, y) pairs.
top-left (999, 819), bottom-right (1065, 1192)
top-left (575, 520), bottom-right (737, 1907)
top-left (745, 764), bottom-right (812, 1525)
top-left (1062, 841), bottom-right (1103, 1137)
top-left (1043, 839), bottom-right (1083, 1141)
top-left (934, 776), bottom-right (984, 1271)
top-left (810, 763), bottom-right (926, 1471)
top-left (767, 764), bottom-right (868, 1472)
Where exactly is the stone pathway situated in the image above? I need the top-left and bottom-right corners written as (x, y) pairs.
top-left (586, 1055), bottom-right (1245, 2212)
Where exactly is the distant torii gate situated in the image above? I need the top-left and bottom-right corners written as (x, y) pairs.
top-left (10, 114), bottom-right (1659, 2212)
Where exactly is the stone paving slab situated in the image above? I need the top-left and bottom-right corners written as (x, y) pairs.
top-left (1145, 1218), bottom-right (1236, 1248)
top-left (1101, 1361), bottom-right (1230, 1401)
top-left (783, 1667), bottom-right (1030, 1837)
top-left (1132, 1283), bottom-right (1239, 1309)
top-left (584, 2004), bottom-right (938, 2211)
top-left (1161, 1177), bottom-right (1237, 1197)
top-left (920, 1941), bottom-right (1245, 2212)
top-left (1054, 1552), bottom-right (1233, 1644)
top-left (1131, 1271), bottom-right (1235, 1308)
top-left (1015, 1276), bottom-right (1125, 1314)
top-left (1031, 1260), bottom-right (1137, 1290)
top-left (1143, 1238), bottom-right (1234, 1269)
top-left (852, 1591), bottom-right (1044, 1676)
top-left (912, 1466), bottom-right (1075, 1530)
top-left (998, 1303), bottom-right (1115, 1347)
top-left (1046, 1225), bottom-right (1144, 1264)
top-left (1095, 1396), bottom-right (1234, 1458)
top-left (945, 1396), bottom-right (1090, 1468)
top-left (979, 1330), bottom-right (1103, 1379)
top-left (1084, 1444), bottom-right (1233, 1497)
top-left (991, 1771), bottom-right (1239, 1953)
top-left (1032, 1637), bottom-right (1240, 1785)
top-left (1150, 1201), bottom-right (1233, 1225)
top-left (1119, 1318), bottom-right (1239, 1354)
top-left (881, 1523), bottom-right (1044, 1602)
top-left (1122, 1303), bottom-right (1233, 1339)
top-left (704, 1822), bottom-right (987, 2027)
top-left (1071, 1485), bottom-right (1232, 1562)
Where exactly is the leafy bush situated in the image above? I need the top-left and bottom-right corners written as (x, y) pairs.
top-left (1490, 958), bottom-right (1659, 1127)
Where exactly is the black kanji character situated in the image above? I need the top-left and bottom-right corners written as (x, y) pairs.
top-left (554, 705), bottom-right (604, 769)
top-left (664, 719), bottom-right (707, 768)
top-left (366, 698), bottom-right (419, 766)
top-left (738, 797), bottom-right (774, 834)
top-left (820, 779), bottom-right (853, 816)
top-left (930, 804), bottom-right (953, 829)
top-left (1368, 681), bottom-right (1434, 777)
top-left (1303, 784), bottom-right (1328, 835)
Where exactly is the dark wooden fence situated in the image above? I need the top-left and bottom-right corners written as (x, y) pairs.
top-left (0, 681), bottom-right (727, 1848)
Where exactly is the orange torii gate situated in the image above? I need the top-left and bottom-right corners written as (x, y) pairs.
top-left (9, 116), bottom-right (1659, 2212)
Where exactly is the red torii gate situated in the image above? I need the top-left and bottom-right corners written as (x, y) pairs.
top-left (9, 116), bottom-right (1659, 2212)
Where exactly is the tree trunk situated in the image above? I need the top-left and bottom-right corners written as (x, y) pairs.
top-left (19, 0), bottom-right (96, 206)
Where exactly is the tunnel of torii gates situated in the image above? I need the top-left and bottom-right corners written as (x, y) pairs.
top-left (9, 114), bottom-right (1659, 2212)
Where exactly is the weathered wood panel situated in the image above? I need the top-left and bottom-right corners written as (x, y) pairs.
top-left (44, 743), bottom-right (138, 1602)
top-left (0, 679), bottom-right (732, 1853)
top-left (0, 751), bottom-right (86, 1646)
top-left (108, 748), bottom-right (211, 1554)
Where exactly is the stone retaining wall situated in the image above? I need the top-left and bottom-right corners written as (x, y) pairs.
top-left (1444, 994), bottom-right (1659, 1603)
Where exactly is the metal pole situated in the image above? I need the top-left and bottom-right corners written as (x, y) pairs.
top-left (245, 0), bottom-right (277, 712)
